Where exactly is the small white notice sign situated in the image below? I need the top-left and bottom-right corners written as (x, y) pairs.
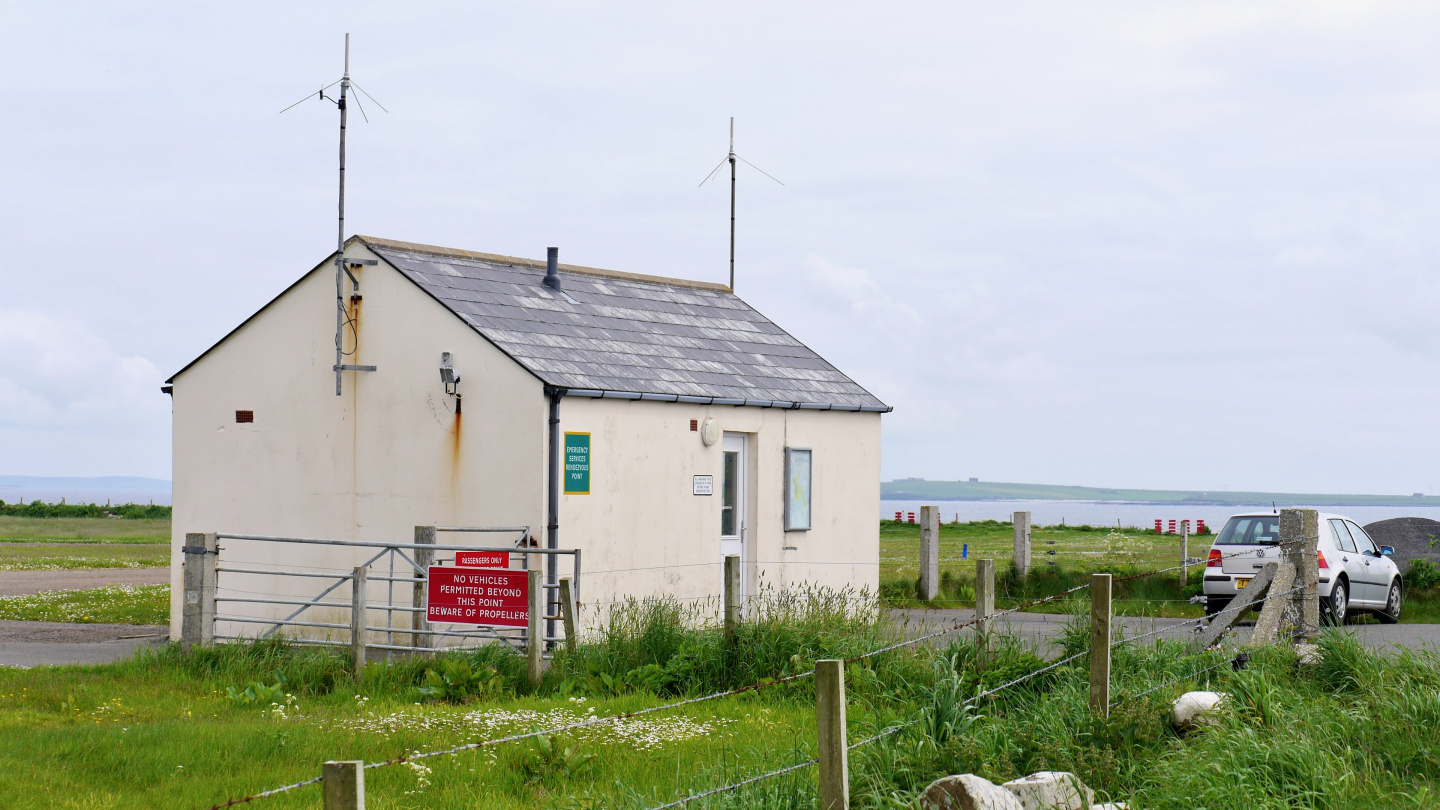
top-left (693, 475), bottom-right (714, 496)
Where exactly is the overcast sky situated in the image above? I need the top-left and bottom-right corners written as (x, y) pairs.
top-left (3, 2), bottom-right (1440, 494)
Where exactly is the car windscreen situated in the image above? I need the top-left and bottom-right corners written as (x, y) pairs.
top-left (1213, 516), bottom-right (1281, 545)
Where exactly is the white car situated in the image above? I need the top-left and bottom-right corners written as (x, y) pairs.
top-left (1202, 512), bottom-right (1402, 624)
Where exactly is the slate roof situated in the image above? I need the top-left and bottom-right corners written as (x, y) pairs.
top-left (359, 236), bottom-right (889, 412)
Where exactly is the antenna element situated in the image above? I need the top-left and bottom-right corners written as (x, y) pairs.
top-left (282, 34), bottom-right (387, 395)
top-left (699, 117), bottom-right (782, 291)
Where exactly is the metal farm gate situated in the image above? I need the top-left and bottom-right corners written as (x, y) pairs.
top-left (180, 526), bottom-right (581, 663)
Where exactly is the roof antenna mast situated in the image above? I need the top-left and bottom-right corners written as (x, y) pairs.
top-left (700, 117), bottom-right (783, 291)
top-left (281, 33), bottom-right (388, 395)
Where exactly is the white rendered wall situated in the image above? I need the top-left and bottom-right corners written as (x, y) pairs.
top-left (169, 243), bottom-right (547, 640)
top-left (557, 397), bottom-right (882, 629)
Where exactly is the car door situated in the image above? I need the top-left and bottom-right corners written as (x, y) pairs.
top-left (1347, 521), bottom-right (1388, 603)
top-left (1328, 519), bottom-right (1369, 606)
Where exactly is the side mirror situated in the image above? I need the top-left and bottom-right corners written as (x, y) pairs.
top-left (1381, 546), bottom-right (1395, 557)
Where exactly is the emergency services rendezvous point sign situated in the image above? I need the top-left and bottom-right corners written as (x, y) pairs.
top-left (564, 431), bottom-right (590, 494)
top-left (426, 566), bottom-right (529, 627)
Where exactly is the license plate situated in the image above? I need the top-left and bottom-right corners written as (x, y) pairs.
top-left (1235, 577), bottom-right (1252, 590)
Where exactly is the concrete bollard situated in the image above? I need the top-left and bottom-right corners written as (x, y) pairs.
top-left (1013, 512), bottom-right (1032, 578)
top-left (920, 506), bottom-right (940, 601)
top-left (323, 760), bottom-right (365, 810)
top-left (816, 660), bottom-right (850, 810)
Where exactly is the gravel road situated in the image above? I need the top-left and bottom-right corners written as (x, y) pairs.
top-left (0, 567), bottom-right (168, 597)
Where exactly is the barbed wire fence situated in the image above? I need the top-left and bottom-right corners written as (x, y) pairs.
top-left (200, 515), bottom-right (1324, 810)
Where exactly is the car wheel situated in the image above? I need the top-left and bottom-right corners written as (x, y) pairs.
top-left (1205, 597), bottom-right (1231, 620)
top-left (1378, 581), bottom-right (1401, 625)
top-left (1323, 580), bottom-right (1349, 626)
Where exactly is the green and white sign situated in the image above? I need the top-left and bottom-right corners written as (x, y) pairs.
top-left (564, 432), bottom-right (591, 494)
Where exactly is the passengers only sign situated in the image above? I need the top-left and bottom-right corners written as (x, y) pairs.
top-left (426, 566), bottom-right (529, 627)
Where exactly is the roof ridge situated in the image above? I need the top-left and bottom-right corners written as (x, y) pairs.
top-left (356, 235), bottom-right (733, 293)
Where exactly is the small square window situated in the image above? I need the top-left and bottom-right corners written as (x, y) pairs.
top-left (235, 410), bottom-right (254, 424)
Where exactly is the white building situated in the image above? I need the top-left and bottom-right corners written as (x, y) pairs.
top-left (165, 236), bottom-right (889, 640)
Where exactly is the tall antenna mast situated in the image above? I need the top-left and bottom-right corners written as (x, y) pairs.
top-left (281, 34), bottom-right (388, 395)
top-left (334, 34), bottom-right (350, 396)
top-left (700, 117), bottom-right (782, 291)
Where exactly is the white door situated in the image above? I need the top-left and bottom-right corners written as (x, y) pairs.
top-left (721, 433), bottom-right (747, 603)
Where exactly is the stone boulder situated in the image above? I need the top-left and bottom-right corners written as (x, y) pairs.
top-left (919, 774), bottom-right (1025, 810)
top-left (1172, 691), bottom-right (1227, 732)
top-left (1001, 771), bottom-right (1094, 810)
top-left (1362, 517), bottom-right (1440, 573)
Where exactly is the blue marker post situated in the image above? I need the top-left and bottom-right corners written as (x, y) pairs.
top-left (962, 543), bottom-right (968, 559)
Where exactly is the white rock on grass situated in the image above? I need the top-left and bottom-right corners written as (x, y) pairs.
top-left (1295, 643), bottom-right (1320, 666)
top-left (919, 774), bottom-right (1025, 810)
top-left (1172, 691), bottom-right (1228, 732)
top-left (1001, 771), bottom-right (1094, 810)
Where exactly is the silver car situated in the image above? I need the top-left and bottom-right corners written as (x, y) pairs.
top-left (1202, 512), bottom-right (1402, 624)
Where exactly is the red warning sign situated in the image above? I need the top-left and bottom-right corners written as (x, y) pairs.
top-left (426, 566), bottom-right (529, 627)
top-left (455, 551), bottom-right (509, 568)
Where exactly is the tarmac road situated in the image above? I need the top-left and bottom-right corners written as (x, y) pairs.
top-left (890, 608), bottom-right (1440, 654)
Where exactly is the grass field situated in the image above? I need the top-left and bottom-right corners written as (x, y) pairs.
top-left (881, 520), bottom-right (1207, 617)
top-left (0, 516), bottom-right (170, 545)
top-left (0, 543), bottom-right (168, 571)
top-left (1, 598), bottom-right (1438, 809)
top-left (0, 585), bottom-right (169, 624)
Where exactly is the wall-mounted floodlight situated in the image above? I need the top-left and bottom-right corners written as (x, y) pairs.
top-left (440, 352), bottom-right (461, 395)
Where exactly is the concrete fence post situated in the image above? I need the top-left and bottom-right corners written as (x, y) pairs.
top-left (350, 567), bottom-right (368, 679)
top-left (1278, 508), bottom-right (1321, 638)
top-left (816, 659), bottom-right (850, 810)
top-left (1180, 520), bottom-right (1190, 588)
top-left (724, 554), bottom-right (741, 641)
top-left (1013, 511), bottom-right (1032, 578)
top-left (975, 558), bottom-right (995, 669)
top-left (919, 506), bottom-right (940, 601)
top-left (412, 526), bottom-right (435, 652)
top-left (181, 532), bottom-right (217, 648)
top-left (322, 760), bottom-right (365, 810)
top-left (1089, 573), bottom-right (1112, 717)
top-left (558, 576), bottom-right (578, 653)
top-left (527, 569), bottom-right (544, 687)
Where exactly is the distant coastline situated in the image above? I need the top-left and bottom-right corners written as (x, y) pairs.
top-left (882, 479), bottom-right (1440, 508)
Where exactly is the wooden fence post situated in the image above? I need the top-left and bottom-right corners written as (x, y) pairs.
top-left (1089, 573), bottom-right (1112, 717)
top-left (411, 526), bottom-right (435, 652)
top-left (527, 569), bottom-right (544, 687)
top-left (724, 554), bottom-right (741, 641)
top-left (181, 532), bottom-right (217, 648)
top-left (322, 760), bottom-right (365, 810)
top-left (558, 576), bottom-right (578, 653)
top-left (816, 659), bottom-right (850, 810)
top-left (919, 505), bottom-right (940, 601)
top-left (975, 558), bottom-right (995, 669)
top-left (1013, 511), bottom-right (1032, 578)
top-left (350, 567), bottom-right (367, 680)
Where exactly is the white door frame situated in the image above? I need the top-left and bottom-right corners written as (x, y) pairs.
top-left (720, 433), bottom-right (748, 605)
